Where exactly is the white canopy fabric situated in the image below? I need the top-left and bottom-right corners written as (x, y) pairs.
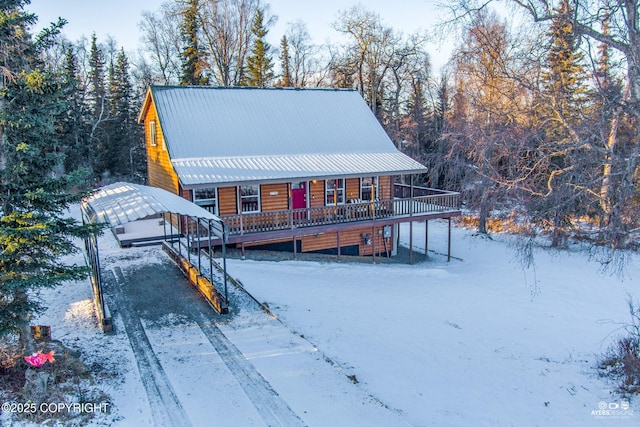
top-left (82, 182), bottom-right (224, 238)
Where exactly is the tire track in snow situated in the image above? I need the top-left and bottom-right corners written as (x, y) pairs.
top-left (107, 267), bottom-right (192, 427)
top-left (189, 304), bottom-right (306, 427)
top-left (104, 254), bottom-right (304, 426)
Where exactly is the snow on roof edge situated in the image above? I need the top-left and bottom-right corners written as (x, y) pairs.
top-left (83, 182), bottom-right (223, 238)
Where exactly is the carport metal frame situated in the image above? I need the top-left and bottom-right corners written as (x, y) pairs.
top-left (81, 183), bottom-right (229, 332)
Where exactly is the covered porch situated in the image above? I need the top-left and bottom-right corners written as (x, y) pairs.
top-left (222, 185), bottom-right (460, 236)
top-left (185, 182), bottom-right (462, 263)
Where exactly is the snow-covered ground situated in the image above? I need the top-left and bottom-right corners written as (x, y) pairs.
top-left (29, 216), bottom-right (639, 426)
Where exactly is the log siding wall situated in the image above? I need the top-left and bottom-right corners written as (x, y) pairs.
top-left (346, 178), bottom-right (360, 201)
top-left (218, 187), bottom-right (238, 215)
top-left (143, 106), bottom-right (180, 195)
top-left (301, 226), bottom-right (389, 256)
top-left (260, 183), bottom-right (289, 211)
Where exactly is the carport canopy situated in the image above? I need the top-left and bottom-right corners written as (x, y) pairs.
top-left (82, 182), bottom-right (224, 239)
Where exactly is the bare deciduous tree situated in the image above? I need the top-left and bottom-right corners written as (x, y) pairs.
top-left (285, 20), bottom-right (319, 87)
top-left (138, 1), bottom-right (182, 85)
top-left (198, 0), bottom-right (263, 86)
top-left (443, 11), bottom-right (533, 233)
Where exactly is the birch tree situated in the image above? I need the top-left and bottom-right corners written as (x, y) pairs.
top-left (444, 11), bottom-right (532, 233)
top-left (138, 1), bottom-right (182, 85)
top-left (198, 0), bottom-right (262, 86)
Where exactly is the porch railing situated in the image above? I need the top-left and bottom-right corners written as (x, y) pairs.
top-left (222, 188), bottom-right (460, 236)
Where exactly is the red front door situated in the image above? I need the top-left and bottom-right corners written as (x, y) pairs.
top-left (291, 182), bottom-right (307, 220)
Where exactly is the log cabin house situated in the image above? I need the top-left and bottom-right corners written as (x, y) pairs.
top-left (138, 86), bottom-right (461, 259)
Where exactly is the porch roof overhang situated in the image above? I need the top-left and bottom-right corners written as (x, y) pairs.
top-left (82, 182), bottom-right (224, 238)
top-left (173, 152), bottom-right (429, 188)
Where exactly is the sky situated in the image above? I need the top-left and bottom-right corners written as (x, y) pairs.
top-left (28, 0), bottom-right (455, 71)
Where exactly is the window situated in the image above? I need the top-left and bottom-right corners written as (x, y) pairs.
top-left (361, 176), bottom-right (378, 201)
top-left (194, 187), bottom-right (217, 214)
top-left (240, 185), bottom-right (260, 213)
top-left (149, 121), bottom-right (157, 146)
top-left (325, 178), bottom-right (345, 205)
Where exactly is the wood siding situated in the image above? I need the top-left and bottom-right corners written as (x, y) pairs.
top-left (309, 180), bottom-right (325, 208)
top-left (300, 226), bottom-right (391, 256)
top-left (143, 106), bottom-right (180, 195)
top-left (218, 187), bottom-right (237, 215)
top-left (261, 183), bottom-right (289, 211)
top-left (346, 178), bottom-right (360, 201)
top-left (379, 176), bottom-right (392, 200)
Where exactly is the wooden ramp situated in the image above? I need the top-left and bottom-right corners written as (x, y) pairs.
top-left (162, 242), bottom-right (229, 314)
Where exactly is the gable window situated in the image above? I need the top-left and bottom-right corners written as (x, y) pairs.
top-left (149, 121), bottom-right (157, 146)
top-left (361, 176), bottom-right (378, 201)
top-left (240, 185), bottom-right (260, 213)
top-left (194, 187), bottom-right (217, 215)
top-left (325, 178), bottom-right (345, 205)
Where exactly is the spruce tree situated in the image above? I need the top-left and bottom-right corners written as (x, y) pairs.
top-left (244, 9), bottom-right (274, 87)
top-left (278, 35), bottom-right (292, 87)
top-left (107, 49), bottom-right (140, 177)
top-left (180, 0), bottom-right (208, 86)
top-left (0, 0), bottom-right (100, 339)
top-left (540, 0), bottom-right (589, 132)
top-left (61, 47), bottom-right (90, 173)
top-left (534, 0), bottom-right (591, 246)
top-left (88, 33), bottom-right (108, 177)
top-left (88, 33), bottom-right (106, 120)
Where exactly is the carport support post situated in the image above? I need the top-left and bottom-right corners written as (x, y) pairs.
top-left (163, 213), bottom-right (167, 243)
top-left (197, 217), bottom-right (202, 272)
top-left (177, 214), bottom-right (182, 258)
top-left (186, 216), bottom-right (191, 264)
top-left (208, 219), bottom-right (214, 286)
top-left (222, 224), bottom-right (228, 303)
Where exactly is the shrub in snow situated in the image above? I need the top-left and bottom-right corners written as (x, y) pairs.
top-left (598, 300), bottom-right (640, 395)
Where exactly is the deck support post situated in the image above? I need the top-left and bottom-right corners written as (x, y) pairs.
top-left (410, 175), bottom-right (414, 216)
top-left (236, 186), bottom-right (243, 235)
top-left (447, 217), bottom-right (452, 262)
top-left (293, 236), bottom-right (297, 260)
top-left (372, 225), bottom-right (376, 263)
top-left (409, 221), bottom-right (413, 265)
top-left (288, 183), bottom-right (294, 229)
top-left (425, 220), bottom-right (429, 257)
top-left (337, 230), bottom-right (341, 259)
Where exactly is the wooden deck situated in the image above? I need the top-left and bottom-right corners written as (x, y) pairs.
top-left (220, 189), bottom-right (461, 244)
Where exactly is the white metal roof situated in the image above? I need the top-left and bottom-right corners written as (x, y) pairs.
top-left (82, 182), bottom-right (223, 237)
top-left (147, 86), bottom-right (428, 186)
top-left (173, 152), bottom-right (428, 186)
